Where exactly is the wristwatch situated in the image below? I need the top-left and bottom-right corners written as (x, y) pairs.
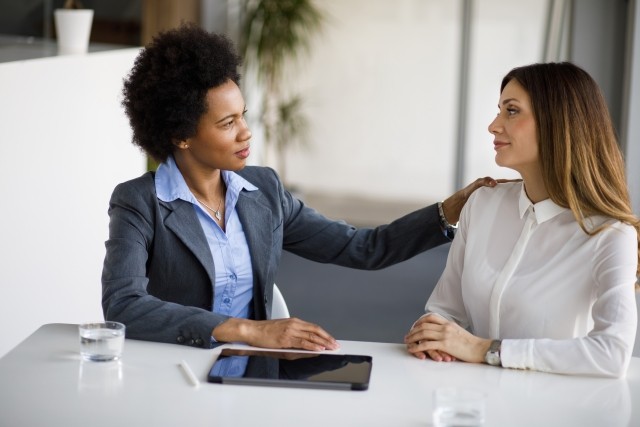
top-left (484, 340), bottom-right (502, 366)
top-left (437, 201), bottom-right (458, 239)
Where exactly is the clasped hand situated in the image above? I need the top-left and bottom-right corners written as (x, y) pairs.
top-left (404, 314), bottom-right (491, 363)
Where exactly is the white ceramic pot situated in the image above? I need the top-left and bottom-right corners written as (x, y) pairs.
top-left (54, 9), bottom-right (94, 55)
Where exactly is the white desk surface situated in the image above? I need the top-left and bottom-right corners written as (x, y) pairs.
top-left (1, 323), bottom-right (638, 427)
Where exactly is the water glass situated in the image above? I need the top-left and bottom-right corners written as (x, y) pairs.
top-left (79, 321), bottom-right (125, 362)
top-left (433, 387), bottom-right (486, 427)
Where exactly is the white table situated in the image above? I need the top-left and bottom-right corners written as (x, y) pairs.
top-left (1, 323), bottom-right (638, 426)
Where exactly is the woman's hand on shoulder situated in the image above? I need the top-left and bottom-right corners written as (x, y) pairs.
top-left (213, 317), bottom-right (339, 351)
top-left (404, 313), bottom-right (490, 364)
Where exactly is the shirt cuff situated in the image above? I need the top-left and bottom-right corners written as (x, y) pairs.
top-left (500, 338), bottom-right (534, 370)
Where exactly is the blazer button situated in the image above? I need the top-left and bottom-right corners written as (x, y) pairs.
top-left (195, 338), bottom-right (203, 346)
top-left (176, 336), bottom-right (185, 344)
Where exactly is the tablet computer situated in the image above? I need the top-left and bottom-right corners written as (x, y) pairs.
top-left (207, 348), bottom-right (372, 391)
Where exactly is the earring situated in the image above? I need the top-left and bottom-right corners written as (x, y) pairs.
top-left (183, 144), bottom-right (189, 149)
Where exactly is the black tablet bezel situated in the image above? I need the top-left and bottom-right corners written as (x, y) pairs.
top-left (207, 348), bottom-right (372, 391)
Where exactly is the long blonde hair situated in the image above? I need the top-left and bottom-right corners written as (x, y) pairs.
top-left (501, 62), bottom-right (640, 278)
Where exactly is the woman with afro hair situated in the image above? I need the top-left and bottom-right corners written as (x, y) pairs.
top-left (102, 24), bottom-right (496, 352)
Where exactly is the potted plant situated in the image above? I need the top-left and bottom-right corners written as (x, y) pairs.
top-left (54, 0), bottom-right (94, 55)
top-left (239, 0), bottom-right (325, 185)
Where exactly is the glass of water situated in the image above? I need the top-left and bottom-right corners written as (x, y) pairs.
top-left (433, 387), bottom-right (486, 427)
top-left (79, 321), bottom-right (125, 362)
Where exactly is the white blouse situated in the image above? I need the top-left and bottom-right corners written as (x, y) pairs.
top-left (426, 182), bottom-right (638, 377)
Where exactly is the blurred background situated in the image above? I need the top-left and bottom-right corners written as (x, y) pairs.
top-left (1, 0), bottom-right (639, 354)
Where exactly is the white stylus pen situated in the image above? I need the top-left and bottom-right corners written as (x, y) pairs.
top-left (179, 359), bottom-right (200, 388)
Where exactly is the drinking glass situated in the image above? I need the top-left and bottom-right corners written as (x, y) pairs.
top-left (432, 387), bottom-right (486, 427)
top-left (78, 321), bottom-right (125, 362)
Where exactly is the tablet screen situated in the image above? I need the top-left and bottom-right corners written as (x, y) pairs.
top-left (207, 348), bottom-right (373, 391)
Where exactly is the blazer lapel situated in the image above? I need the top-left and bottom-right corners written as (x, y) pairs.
top-left (159, 189), bottom-right (273, 318)
top-left (236, 190), bottom-right (273, 302)
top-left (161, 199), bottom-right (216, 284)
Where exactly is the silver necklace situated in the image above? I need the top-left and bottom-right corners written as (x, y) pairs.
top-left (195, 197), bottom-right (223, 221)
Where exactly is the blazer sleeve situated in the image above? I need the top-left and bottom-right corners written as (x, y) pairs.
top-left (276, 174), bottom-right (450, 269)
top-left (101, 174), bottom-right (228, 348)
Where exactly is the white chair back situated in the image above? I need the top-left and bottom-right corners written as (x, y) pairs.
top-left (271, 284), bottom-right (290, 319)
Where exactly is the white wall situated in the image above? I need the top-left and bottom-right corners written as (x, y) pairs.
top-left (626, 1), bottom-right (640, 355)
top-left (463, 0), bottom-right (547, 184)
top-left (0, 49), bottom-right (146, 357)
top-left (625, 0), bottom-right (640, 216)
top-left (278, 0), bottom-right (547, 203)
top-left (288, 0), bottom-right (461, 202)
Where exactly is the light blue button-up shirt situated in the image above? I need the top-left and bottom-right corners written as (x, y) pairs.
top-left (155, 156), bottom-right (258, 321)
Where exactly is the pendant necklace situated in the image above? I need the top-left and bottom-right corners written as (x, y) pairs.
top-left (195, 197), bottom-right (223, 221)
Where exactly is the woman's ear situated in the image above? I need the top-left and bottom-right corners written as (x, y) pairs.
top-left (173, 139), bottom-right (190, 149)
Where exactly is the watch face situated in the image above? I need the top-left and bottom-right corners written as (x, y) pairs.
top-left (444, 227), bottom-right (456, 240)
top-left (485, 352), bottom-right (500, 366)
top-left (485, 340), bottom-right (501, 366)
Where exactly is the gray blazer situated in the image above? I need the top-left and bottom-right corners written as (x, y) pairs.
top-left (101, 166), bottom-right (449, 348)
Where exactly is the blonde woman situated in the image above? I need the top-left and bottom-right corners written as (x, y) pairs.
top-left (405, 62), bottom-right (639, 377)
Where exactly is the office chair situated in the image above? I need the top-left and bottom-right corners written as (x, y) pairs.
top-left (271, 284), bottom-right (290, 319)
